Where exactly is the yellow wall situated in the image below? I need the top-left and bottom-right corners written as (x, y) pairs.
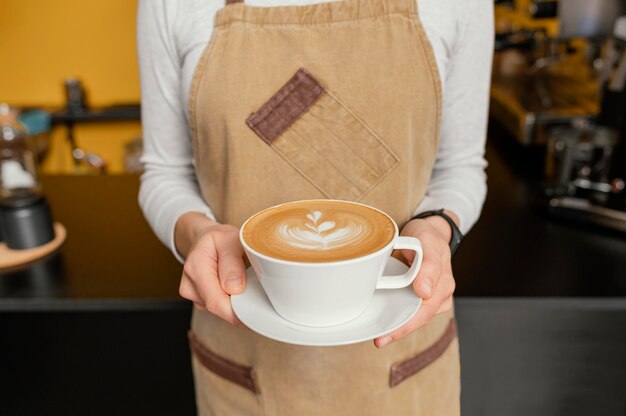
top-left (0, 0), bottom-right (140, 173)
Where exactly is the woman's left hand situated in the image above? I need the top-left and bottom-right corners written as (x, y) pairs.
top-left (373, 213), bottom-right (458, 348)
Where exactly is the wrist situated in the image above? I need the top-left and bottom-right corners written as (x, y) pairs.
top-left (410, 209), bottom-right (462, 255)
top-left (174, 211), bottom-right (218, 258)
top-left (417, 215), bottom-right (453, 242)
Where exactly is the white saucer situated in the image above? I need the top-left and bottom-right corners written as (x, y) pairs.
top-left (231, 257), bottom-right (422, 347)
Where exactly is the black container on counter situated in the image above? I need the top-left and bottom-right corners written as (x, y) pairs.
top-left (0, 193), bottom-right (54, 249)
top-left (0, 104), bottom-right (55, 249)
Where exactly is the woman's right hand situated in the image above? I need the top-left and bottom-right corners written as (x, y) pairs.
top-left (175, 212), bottom-right (247, 325)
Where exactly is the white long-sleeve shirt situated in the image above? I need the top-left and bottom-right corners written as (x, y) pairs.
top-left (137, 0), bottom-right (493, 262)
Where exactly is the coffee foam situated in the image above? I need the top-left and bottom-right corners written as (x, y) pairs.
top-left (242, 200), bottom-right (395, 262)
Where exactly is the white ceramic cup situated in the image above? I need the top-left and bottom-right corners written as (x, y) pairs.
top-left (239, 200), bottom-right (423, 327)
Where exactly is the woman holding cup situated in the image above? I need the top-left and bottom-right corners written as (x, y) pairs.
top-left (137, 0), bottom-right (492, 413)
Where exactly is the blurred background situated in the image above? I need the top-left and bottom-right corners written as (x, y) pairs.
top-left (1, 1), bottom-right (625, 415)
top-left (0, 0), bottom-right (141, 175)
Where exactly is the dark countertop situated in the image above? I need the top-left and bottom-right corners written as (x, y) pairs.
top-left (454, 125), bottom-right (626, 298)
top-left (0, 174), bottom-right (183, 310)
top-left (1, 125), bottom-right (625, 311)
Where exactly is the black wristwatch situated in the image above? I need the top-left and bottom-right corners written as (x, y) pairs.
top-left (411, 209), bottom-right (463, 255)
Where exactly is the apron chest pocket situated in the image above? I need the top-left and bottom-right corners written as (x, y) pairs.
top-left (246, 67), bottom-right (399, 201)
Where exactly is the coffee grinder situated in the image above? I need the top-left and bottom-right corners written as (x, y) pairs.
top-left (0, 104), bottom-right (55, 249)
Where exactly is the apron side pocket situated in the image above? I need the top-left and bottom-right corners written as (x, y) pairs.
top-left (188, 331), bottom-right (259, 394)
top-left (389, 318), bottom-right (458, 388)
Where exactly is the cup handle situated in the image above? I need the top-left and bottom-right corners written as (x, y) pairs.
top-left (376, 236), bottom-right (423, 289)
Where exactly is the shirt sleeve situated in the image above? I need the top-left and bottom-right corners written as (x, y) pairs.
top-left (137, 0), bottom-right (216, 263)
top-left (413, 0), bottom-right (494, 234)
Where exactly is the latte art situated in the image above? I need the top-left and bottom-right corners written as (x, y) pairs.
top-left (277, 210), bottom-right (366, 251)
top-left (242, 200), bottom-right (396, 263)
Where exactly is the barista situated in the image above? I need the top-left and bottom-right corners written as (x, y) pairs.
top-left (137, 0), bottom-right (493, 413)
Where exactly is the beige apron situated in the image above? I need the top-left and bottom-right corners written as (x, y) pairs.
top-left (187, 0), bottom-right (460, 413)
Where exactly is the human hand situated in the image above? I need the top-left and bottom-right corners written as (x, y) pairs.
top-left (373, 212), bottom-right (458, 348)
top-left (176, 212), bottom-right (247, 326)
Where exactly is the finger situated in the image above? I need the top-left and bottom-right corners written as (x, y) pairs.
top-left (181, 272), bottom-right (208, 311)
top-left (412, 256), bottom-right (442, 299)
top-left (435, 270), bottom-right (456, 315)
top-left (374, 270), bottom-right (456, 348)
top-left (400, 246), bottom-right (417, 265)
top-left (391, 249), bottom-right (408, 265)
top-left (179, 272), bottom-right (202, 304)
top-left (216, 239), bottom-right (247, 295)
top-left (373, 298), bottom-right (440, 348)
top-left (374, 273), bottom-right (455, 348)
top-left (436, 297), bottom-right (453, 315)
top-left (184, 252), bottom-right (240, 325)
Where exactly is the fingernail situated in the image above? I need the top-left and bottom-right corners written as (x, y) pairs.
top-left (378, 336), bottom-right (392, 348)
top-left (420, 278), bottom-right (433, 297)
top-left (224, 277), bottom-right (242, 290)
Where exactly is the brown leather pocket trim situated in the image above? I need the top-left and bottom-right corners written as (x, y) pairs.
top-left (389, 318), bottom-right (458, 387)
top-left (246, 67), bottom-right (325, 145)
top-left (188, 331), bottom-right (259, 394)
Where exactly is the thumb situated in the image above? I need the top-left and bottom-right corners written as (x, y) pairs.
top-left (216, 241), bottom-right (247, 295)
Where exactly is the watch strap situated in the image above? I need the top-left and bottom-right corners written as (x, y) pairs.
top-left (411, 209), bottom-right (463, 255)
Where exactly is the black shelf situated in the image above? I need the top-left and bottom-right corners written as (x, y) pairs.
top-left (50, 104), bottom-right (140, 124)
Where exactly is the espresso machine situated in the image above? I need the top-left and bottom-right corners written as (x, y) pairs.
top-left (544, 16), bottom-right (626, 232)
top-left (492, 0), bottom-right (625, 145)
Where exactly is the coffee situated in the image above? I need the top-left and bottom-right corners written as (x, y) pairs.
top-left (240, 200), bottom-right (422, 326)
top-left (242, 200), bottom-right (395, 263)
